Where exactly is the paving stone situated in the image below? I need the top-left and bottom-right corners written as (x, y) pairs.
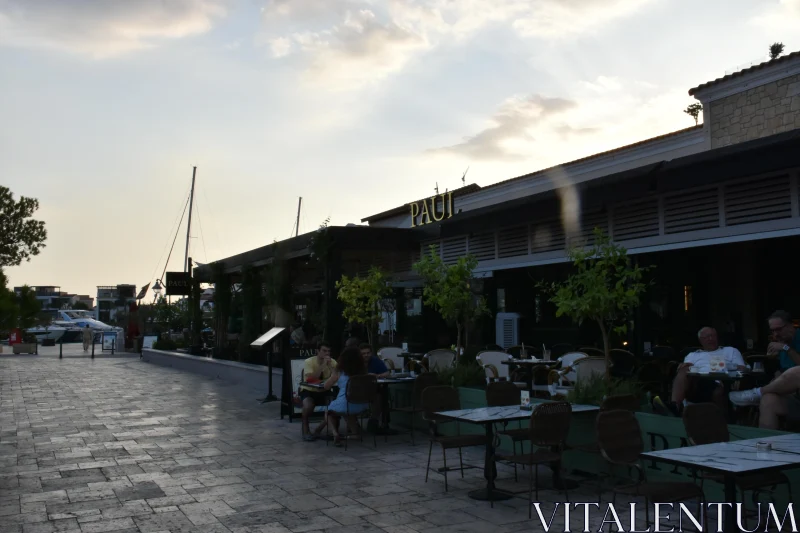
top-left (1, 352), bottom-right (612, 533)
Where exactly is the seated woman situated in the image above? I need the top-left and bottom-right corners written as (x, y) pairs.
top-left (312, 347), bottom-right (369, 446)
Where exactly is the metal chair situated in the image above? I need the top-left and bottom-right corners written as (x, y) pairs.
top-left (422, 386), bottom-right (487, 491)
top-left (485, 381), bottom-right (528, 482)
top-left (573, 356), bottom-right (606, 382)
top-left (571, 395), bottom-right (640, 456)
top-left (390, 372), bottom-right (438, 445)
top-left (651, 345), bottom-right (679, 360)
top-left (596, 410), bottom-right (704, 526)
top-left (378, 346), bottom-right (404, 371)
top-left (425, 349), bottom-right (456, 371)
top-left (495, 401), bottom-right (572, 518)
top-left (683, 403), bottom-right (790, 527)
top-left (326, 374), bottom-right (378, 450)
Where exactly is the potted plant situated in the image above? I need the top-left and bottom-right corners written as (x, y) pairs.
top-left (13, 333), bottom-right (38, 354)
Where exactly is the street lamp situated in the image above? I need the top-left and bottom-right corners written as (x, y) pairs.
top-left (152, 280), bottom-right (163, 301)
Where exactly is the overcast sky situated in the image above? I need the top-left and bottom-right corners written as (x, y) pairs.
top-left (1, 0), bottom-right (797, 299)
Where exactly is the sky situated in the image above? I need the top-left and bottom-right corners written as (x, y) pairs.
top-left (1, 0), bottom-right (797, 299)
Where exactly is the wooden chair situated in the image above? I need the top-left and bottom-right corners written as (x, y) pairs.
top-left (554, 352), bottom-right (588, 386)
top-left (476, 350), bottom-right (526, 388)
top-left (485, 381), bottom-right (526, 482)
top-left (609, 349), bottom-right (636, 378)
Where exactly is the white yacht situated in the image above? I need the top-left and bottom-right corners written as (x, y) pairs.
top-left (26, 321), bottom-right (84, 342)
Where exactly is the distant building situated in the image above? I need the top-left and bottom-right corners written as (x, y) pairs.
top-left (96, 285), bottom-right (136, 323)
top-left (12, 286), bottom-right (87, 318)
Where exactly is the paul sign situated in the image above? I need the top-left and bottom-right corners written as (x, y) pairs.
top-left (409, 191), bottom-right (455, 227)
top-left (165, 271), bottom-right (192, 296)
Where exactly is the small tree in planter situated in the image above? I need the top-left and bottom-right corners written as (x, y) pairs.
top-left (413, 248), bottom-right (489, 360)
top-left (336, 267), bottom-right (391, 349)
top-left (539, 229), bottom-right (651, 382)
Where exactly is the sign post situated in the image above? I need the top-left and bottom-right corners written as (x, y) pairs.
top-left (250, 327), bottom-right (286, 403)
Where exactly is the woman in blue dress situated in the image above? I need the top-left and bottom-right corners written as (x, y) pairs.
top-left (312, 347), bottom-right (369, 446)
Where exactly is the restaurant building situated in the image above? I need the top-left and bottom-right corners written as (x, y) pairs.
top-left (197, 51), bottom-right (800, 357)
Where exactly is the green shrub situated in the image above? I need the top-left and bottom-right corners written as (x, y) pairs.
top-left (435, 362), bottom-right (486, 389)
top-left (153, 337), bottom-right (177, 351)
top-left (566, 372), bottom-right (641, 407)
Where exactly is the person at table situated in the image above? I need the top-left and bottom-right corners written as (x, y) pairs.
top-left (652, 327), bottom-right (745, 417)
top-left (301, 341), bottom-right (337, 442)
top-left (764, 310), bottom-right (800, 374)
top-left (360, 343), bottom-right (389, 433)
top-left (311, 347), bottom-right (370, 446)
top-left (729, 366), bottom-right (800, 428)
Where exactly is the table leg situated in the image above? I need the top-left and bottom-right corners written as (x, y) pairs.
top-left (549, 445), bottom-right (578, 490)
top-left (380, 384), bottom-right (398, 436)
top-left (723, 475), bottom-right (736, 533)
top-left (468, 422), bottom-right (514, 501)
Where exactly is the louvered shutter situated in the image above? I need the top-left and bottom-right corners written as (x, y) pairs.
top-left (468, 232), bottom-right (496, 262)
top-left (725, 175), bottom-right (791, 226)
top-left (441, 237), bottom-right (467, 264)
top-left (612, 199), bottom-right (660, 241)
top-left (498, 226), bottom-right (528, 258)
top-left (664, 187), bottom-right (720, 234)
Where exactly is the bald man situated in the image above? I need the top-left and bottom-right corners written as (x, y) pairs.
top-left (653, 327), bottom-right (746, 416)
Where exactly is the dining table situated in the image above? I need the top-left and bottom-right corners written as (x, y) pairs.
top-left (641, 434), bottom-right (800, 533)
top-left (435, 402), bottom-right (600, 502)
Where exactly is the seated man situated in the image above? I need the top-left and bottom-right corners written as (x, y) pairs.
top-left (729, 310), bottom-right (800, 429)
top-left (730, 366), bottom-right (800, 429)
top-left (360, 343), bottom-right (390, 433)
top-left (301, 342), bottom-right (336, 441)
top-left (653, 327), bottom-right (745, 416)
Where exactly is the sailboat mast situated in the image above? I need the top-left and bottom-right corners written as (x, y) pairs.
top-left (295, 197), bottom-right (302, 237)
top-left (184, 166), bottom-right (197, 273)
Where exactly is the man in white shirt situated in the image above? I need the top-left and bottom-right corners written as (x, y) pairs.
top-left (653, 327), bottom-right (745, 416)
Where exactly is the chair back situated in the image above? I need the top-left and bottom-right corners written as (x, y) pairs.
top-left (532, 365), bottom-right (551, 386)
top-left (378, 347), bottom-right (404, 370)
top-left (596, 409), bottom-right (643, 465)
top-left (578, 347), bottom-right (605, 358)
top-left (529, 401), bottom-right (572, 448)
top-left (682, 403), bottom-right (729, 445)
top-left (574, 357), bottom-right (606, 383)
top-left (412, 372), bottom-right (439, 407)
top-left (422, 385), bottom-right (460, 423)
top-left (558, 352), bottom-right (588, 383)
top-left (609, 349), bottom-right (636, 377)
top-left (635, 362), bottom-right (663, 396)
top-left (346, 374), bottom-right (378, 405)
top-left (425, 349), bottom-right (456, 371)
top-left (476, 350), bottom-right (510, 380)
top-left (599, 394), bottom-right (639, 412)
top-left (550, 343), bottom-right (574, 359)
top-left (485, 381), bottom-right (521, 407)
top-left (651, 345), bottom-right (678, 360)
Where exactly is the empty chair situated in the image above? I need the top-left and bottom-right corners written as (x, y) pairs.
top-left (554, 352), bottom-right (588, 386)
top-left (378, 346), bottom-right (404, 371)
top-left (683, 402), bottom-right (789, 526)
top-left (425, 349), bottom-right (456, 371)
top-left (596, 410), bottom-right (704, 525)
top-left (573, 357), bottom-right (606, 383)
top-left (578, 346), bottom-right (605, 358)
top-left (485, 381), bottom-right (528, 482)
top-left (422, 386), bottom-right (487, 491)
top-left (495, 401), bottom-right (573, 518)
top-left (571, 394), bottom-right (640, 456)
top-left (390, 372), bottom-right (438, 445)
top-left (609, 349), bottom-right (636, 378)
top-left (476, 350), bottom-right (526, 388)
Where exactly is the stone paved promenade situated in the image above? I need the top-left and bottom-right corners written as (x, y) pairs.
top-left (1, 349), bottom-right (637, 533)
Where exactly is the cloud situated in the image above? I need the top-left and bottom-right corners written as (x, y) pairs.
top-left (0, 0), bottom-right (228, 58)
top-left (259, 0), bottom-right (657, 90)
top-left (428, 94), bottom-right (578, 160)
top-left (752, 0), bottom-right (800, 33)
top-left (427, 77), bottom-right (693, 164)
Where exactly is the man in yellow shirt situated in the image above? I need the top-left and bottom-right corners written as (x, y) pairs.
top-left (301, 341), bottom-right (337, 441)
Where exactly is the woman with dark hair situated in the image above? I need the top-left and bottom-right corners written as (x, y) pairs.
top-left (311, 347), bottom-right (368, 446)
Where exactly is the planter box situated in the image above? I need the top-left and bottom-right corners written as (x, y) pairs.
top-left (141, 348), bottom-right (282, 396)
top-left (12, 343), bottom-right (37, 354)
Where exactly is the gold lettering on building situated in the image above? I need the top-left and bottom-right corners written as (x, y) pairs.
top-left (409, 193), bottom-right (457, 227)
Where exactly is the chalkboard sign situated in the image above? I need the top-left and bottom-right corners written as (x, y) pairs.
top-left (102, 332), bottom-right (117, 351)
